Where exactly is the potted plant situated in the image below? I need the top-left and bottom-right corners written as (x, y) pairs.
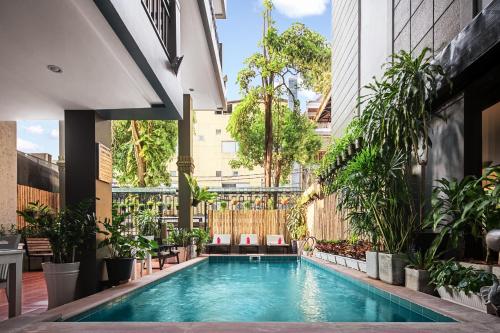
top-left (167, 226), bottom-right (193, 261)
top-left (286, 199), bottom-right (308, 254)
top-left (135, 208), bottom-right (159, 239)
top-left (302, 243), bottom-right (313, 256)
top-left (184, 174), bottom-right (217, 207)
top-left (430, 259), bottom-right (497, 313)
top-left (190, 228), bottom-right (210, 256)
top-left (0, 223), bottom-right (20, 248)
top-left (99, 209), bottom-right (157, 286)
top-left (17, 201), bottom-right (97, 309)
top-left (220, 201), bottom-right (228, 211)
top-left (405, 249), bottom-right (435, 294)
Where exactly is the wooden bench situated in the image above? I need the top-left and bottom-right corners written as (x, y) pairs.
top-left (24, 238), bottom-right (53, 271)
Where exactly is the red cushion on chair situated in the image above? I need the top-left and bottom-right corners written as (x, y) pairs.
top-left (278, 237), bottom-right (282, 245)
top-left (246, 236), bottom-right (250, 245)
top-left (217, 237), bottom-right (221, 244)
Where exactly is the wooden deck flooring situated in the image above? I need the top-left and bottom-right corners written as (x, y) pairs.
top-left (0, 259), bottom-right (171, 322)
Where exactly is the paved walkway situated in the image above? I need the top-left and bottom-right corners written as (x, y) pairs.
top-left (0, 259), bottom-right (172, 322)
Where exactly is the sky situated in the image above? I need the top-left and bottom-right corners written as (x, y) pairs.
top-left (16, 0), bottom-right (332, 159)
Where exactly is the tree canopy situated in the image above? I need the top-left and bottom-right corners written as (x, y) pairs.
top-left (112, 120), bottom-right (177, 187)
top-left (227, 95), bottom-right (321, 186)
top-left (235, 0), bottom-right (330, 186)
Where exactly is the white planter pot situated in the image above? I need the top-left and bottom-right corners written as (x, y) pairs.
top-left (335, 255), bottom-right (346, 266)
top-left (345, 257), bottom-right (360, 270)
top-left (378, 253), bottom-right (407, 285)
top-left (437, 286), bottom-right (489, 313)
top-left (315, 251), bottom-right (322, 259)
top-left (405, 268), bottom-right (434, 294)
top-left (366, 251), bottom-right (379, 279)
top-left (358, 260), bottom-right (367, 273)
top-left (42, 262), bottom-right (80, 309)
top-left (326, 253), bottom-right (336, 263)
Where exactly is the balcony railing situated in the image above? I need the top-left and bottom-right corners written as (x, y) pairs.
top-left (141, 0), bottom-right (175, 59)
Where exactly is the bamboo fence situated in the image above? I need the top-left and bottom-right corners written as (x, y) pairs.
top-left (306, 193), bottom-right (349, 241)
top-left (208, 209), bottom-right (291, 245)
top-left (17, 185), bottom-right (59, 229)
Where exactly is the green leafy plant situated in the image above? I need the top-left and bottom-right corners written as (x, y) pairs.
top-left (425, 165), bottom-right (500, 261)
top-left (17, 201), bottom-right (98, 264)
top-left (286, 200), bottom-right (308, 240)
top-left (429, 260), bottom-right (496, 294)
top-left (135, 208), bottom-right (159, 237)
top-left (220, 201), bottom-right (228, 211)
top-left (98, 208), bottom-right (157, 259)
top-left (184, 174), bottom-right (217, 207)
top-left (407, 249), bottom-right (435, 270)
top-left (190, 228), bottom-right (211, 256)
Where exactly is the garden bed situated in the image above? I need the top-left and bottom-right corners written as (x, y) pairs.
top-left (315, 251), bottom-right (367, 273)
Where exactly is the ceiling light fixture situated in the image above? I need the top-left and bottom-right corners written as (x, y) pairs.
top-left (47, 65), bottom-right (63, 74)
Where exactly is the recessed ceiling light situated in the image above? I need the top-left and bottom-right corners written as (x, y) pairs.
top-left (47, 65), bottom-right (63, 74)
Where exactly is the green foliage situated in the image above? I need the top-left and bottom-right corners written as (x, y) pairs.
top-left (429, 260), bottom-right (496, 294)
top-left (360, 48), bottom-right (445, 165)
top-left (98, 208), bottom-right (157, 259)
top-left (184, 174), bottom-right (217, 206)
top-left (112, 120), bottom-right (177, 187)
top-left (227, 98), bottom-right (321, 185)
top-left (135, 208), bottom-right (159, 237)
top-left (190, 228), bottom-right (211, 256)
top-left (0, 224), bottom-right (17, 237)
top-left (334, 148), bottom-right (417, 253)
top-left (407, 249), bottom-right (435, 270)
top-left (286, 199), bottom-right (308, 240)
top-left (425, 166), bottom-right (500, 259)
top-left (17, 201), bottom-right (98, 264)
top-left (167, 224), bottom-right (191, 247)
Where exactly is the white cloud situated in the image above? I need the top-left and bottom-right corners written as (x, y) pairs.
top-left (17, 138), bottom-right (39, 152)
top-left (270, 0), bottom-right (329, 18)
top-left (50, 129), bottom-right (58, 139)
top-left (25, 125), bottom-right (44, 135)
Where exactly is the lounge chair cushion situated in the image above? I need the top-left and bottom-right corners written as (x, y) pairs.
top-left (267, 234), bottom-right (288, 246)
top-left (239, 234), bottom-right (258, 245)
top-left (211, 234), bottom-right (231, 245)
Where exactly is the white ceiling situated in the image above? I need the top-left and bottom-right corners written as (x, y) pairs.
top-left (0, 0), bottom-right (160, 121)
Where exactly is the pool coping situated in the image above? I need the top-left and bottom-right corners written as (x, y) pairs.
top-left (2, 254), bottom-right (500, 333)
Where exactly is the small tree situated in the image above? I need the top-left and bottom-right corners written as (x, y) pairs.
top-left (236, 0), bottom-right (330, 186)
top-left (112, 120), bottom-right (177, 187)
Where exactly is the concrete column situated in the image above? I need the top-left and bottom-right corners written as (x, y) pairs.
top-left (65, 110), bottom-right (112, 297)
top-left (177, 94), bottom-right (194, 231)
top-left (0, 122), bottom-right (17, 230)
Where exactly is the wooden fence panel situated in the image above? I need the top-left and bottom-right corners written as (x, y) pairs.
top-left (208, 210), bottom-right (290, 245)
top-left (306, 193), bottom-right (349, 241)
top-left (17, 185), bottom-right (59, 229)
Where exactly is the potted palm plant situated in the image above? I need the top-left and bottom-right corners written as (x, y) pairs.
top-left (98, 209), bottom-right (157, 286)
top-left (286, 199), bottom-right (308, 254)
top-left (167, 225), bottom-right (193, 261)
top-left (190, 228), bottom-right (211, 256)
top-left (17, 201), bottom-right (97, 309)
top-left (405, 249), bottom-right (435, 294)
top-left (184, 174), bottom-right (217, 207)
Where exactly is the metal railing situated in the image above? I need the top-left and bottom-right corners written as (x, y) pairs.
top-left (141, 0), bottom-right (173, 58)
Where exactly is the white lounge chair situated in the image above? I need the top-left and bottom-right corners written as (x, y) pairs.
top-left (238, 234), bottom-right (259, 254)
top-left (207, 234), bottom-right (231, 254)
top-left (266, 234), bottom-right (289, 254)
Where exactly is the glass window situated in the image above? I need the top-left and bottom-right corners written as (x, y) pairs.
top-left (233, 171), bottom-right (238, 176)
top-left (221, 141), bottom-right (238, 153)
top-left (197, 135), bottom-right (205, 141)
top-left (216, 171), bottom-right (222, 177)
top-left (216, 129), bottom-right (222, 135)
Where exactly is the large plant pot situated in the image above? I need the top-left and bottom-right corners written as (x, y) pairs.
top-left (437, 286), bottom-right (490, 313)
top-left (378, 253), bottom-right (407, 285)
top-left (42, 262), bottom-right (80, 309)
top-left (105, 258), bottom-right (134, 286)
top-left (366, 251), bottom-right (379, 279)
top-left (405, 267), bottom-right (434, 294)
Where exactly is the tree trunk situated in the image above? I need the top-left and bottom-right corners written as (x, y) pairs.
top-left (130, 120), bottom-right (146, 187)
top-left (273, 160), bottom-right (281, 187)
top-left (264, 94), bottom-right (273, 187)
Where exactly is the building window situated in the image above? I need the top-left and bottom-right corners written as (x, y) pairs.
top-left (170, 170), bottom-right (177, 177)
top-left (197, 135), bottom-right (205, 141)
top-left (216, 129), bottom-right (222, 135)
top-left (216, 171), bottom-right (222, 177)
top-left (222, 183), bottom-right (237, 188)
top-left (221, 141), bottom-right (238, 153)
top-left (233, 171), bottom-right (238, 176)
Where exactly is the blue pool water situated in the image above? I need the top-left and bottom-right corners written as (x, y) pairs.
top-left (71, 257), bottom-right (454, 322)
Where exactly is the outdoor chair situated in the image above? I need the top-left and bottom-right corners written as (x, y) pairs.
top-left (0, 234), bottom-right (21, 298)
top-left (266, 234), bottom-right (289, 254)
top-left (157, 243), bottom-right (180, 269)
top-left (238, 234), bottom-right (259, 254)
top-left (207, 234), bottom-right (231, 254)
top-left (24, 237), bottom-right (53, 271)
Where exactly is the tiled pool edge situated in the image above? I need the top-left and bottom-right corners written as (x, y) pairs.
top-left (303, 255), bottom-right (500, 325)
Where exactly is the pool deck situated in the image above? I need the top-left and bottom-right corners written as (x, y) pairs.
top-left (1, 254), bottom-right (500, 332)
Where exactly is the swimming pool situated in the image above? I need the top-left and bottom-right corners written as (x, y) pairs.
top-left (70, 256), bottom-right (454, 322)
